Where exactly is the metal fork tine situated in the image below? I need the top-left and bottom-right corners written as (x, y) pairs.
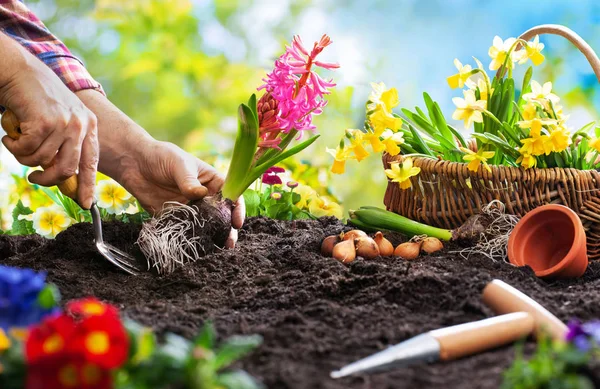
top-left (106, 245), bottom-right (142, 272)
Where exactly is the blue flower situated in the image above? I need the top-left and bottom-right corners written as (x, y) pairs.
top-left (0, 265), bottom-right (59, 330)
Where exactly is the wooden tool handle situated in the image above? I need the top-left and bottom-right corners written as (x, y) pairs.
top-left (1, 109), bottom-right (79, 200)
top-left (430, 312), bottom-right (534, 361)
top-left (482, 279), bottom-right (567, 341)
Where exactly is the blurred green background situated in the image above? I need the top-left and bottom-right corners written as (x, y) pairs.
top-left (4, 0), bottom-right (600, 217)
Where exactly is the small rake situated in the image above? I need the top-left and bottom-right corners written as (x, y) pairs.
top-left (1, 110), bottom-right (140, 275)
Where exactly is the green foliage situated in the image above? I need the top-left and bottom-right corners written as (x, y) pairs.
top-left (119, 320), bottom-right (263, 389)
top-left (501, 337), bottom-right (596, 389)
top-left (9, 200), bottom-right (34, 236)
top-left (243, 187), bottom-right (313, 221)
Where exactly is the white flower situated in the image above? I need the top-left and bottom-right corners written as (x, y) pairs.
top-left (488, 36), bottom-right (518, 71)
top-left (522, 80), bottom-right (560, 107)
top-left (31, 205), bottom-right (73, 239)
top-left (95, 179), bottom-right (134, 215)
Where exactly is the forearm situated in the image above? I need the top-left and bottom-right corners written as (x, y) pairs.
top-left (0, 33), bottom-right (34, 103)
top-left (75, 90), bottom-right (155, 182)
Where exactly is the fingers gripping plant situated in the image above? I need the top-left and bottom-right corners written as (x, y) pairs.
top-left (138, 35), bottom-right (338, 274)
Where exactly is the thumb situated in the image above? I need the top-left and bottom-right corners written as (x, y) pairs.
top-left (173, 160), bottom-right (209, 200)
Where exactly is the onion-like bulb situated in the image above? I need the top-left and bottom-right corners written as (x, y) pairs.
top-left (374, 232), bottom-right (394, 256)
top-left (394, 242), bottom-right (421, 260)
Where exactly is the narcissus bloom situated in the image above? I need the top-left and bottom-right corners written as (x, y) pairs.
top-left (467, 78), bottom-right (492, 101)
top-left (488, 36), bottom-right (517, 70)
top-left (381, 129), bottom-right (405, 156)
top-left (327, 146), bottom-right (354, 174)
top-left (23, 205), bottom-right (73, 239)
top-left (363, 131), bottom-right (386, 153)
top-left (591, 137), bottom-right (600, 153)
top-left (522, 80), bottom-right (560, 107)
top-left (546, 127), bottom-right (570, 153)
top-left (520, 135), bottom-right (552, 156)
top-left (367, 83), bottom-right (399, 113)
top-left (385, 158), bottom-right (421, 190)
top-left (308, 196), bottom-right (343, 219)
top-left (517, 35), bottom-right (545, 66)
top-left (517, 117), bottom-right (557, 137)
top-left (517, 153), bottom-right (537, 169)
top-left (460, 147), bottom-right (495, 173)
top-left (447, 59), bottom-right (473, 89)
top-left (346, 130), bottom-right (370, 162)
top-left (96, 179), bottom-right (133, 215)
top-left (452, 89), bottom-right (486, 129)
top-left (521, 102), bottom-right (538, 121)
top-left (369, 105), bottom-right (403, 134)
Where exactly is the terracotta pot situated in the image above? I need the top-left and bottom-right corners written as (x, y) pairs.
top-left (508, 204), bottom-right (588, 279)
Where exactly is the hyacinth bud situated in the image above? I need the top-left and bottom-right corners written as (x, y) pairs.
top-left (257, 92), bottom-right (280, 132)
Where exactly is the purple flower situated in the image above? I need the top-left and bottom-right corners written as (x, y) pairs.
top-left (262, 166), bottom-right (285, 185)
top-left (565, 319), bottom-right (600, 352)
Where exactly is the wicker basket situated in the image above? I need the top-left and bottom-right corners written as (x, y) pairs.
top-left (382, 25), bottom-right (600, 260)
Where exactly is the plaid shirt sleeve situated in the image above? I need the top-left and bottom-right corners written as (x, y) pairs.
top-left (0, 0), bottom-right (104, 95)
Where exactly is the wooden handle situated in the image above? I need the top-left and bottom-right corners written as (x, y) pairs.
top-left (1, 109), bottom-right (79, 200)
top-left (482, 279), bottom-right (567, 341)
top-left (430, 312), bottom-right (534, 361)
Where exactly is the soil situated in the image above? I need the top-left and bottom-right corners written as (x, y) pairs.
top-left (1, 217), bottom-right (600, 389)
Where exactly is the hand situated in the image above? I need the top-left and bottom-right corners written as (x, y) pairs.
top-left (117, 140), bottom-right (245, 248)
top-left (0, 35), bottom-right (98, 209)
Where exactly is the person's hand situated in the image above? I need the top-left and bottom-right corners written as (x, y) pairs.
top-left (117, 140), bottom-right (245, 248)
top-left (0, 35), bottom-right (98, 209)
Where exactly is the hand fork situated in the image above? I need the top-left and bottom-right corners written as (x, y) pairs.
top-left (1, 109), bottom-right (140, 275)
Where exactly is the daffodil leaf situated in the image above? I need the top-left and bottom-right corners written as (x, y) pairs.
top-left (408, 124), bottom-right (434, 157)
top-left (423, 92), bottom-right (453, 143)
top-left (554, 152), bottom-right (565, 168)
top-left (518, 66), bottom-right (533, 102)
top-left (472, 133), bottom-right (520, 159)
top-left (447, 125), bottom-right (467, 148)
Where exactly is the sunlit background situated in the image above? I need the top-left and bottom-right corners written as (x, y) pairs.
top-left (3, 0), bottom-right (600, 228)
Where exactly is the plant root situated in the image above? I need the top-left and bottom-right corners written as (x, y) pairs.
top-left (451, 200), bottom-right (520, 263)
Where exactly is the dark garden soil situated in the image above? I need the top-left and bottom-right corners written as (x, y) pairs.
top-left (1, 217), bottom-right (600, 389)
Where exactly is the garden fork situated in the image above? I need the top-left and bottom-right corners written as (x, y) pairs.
top-left (1, 110), bottom-right (140, 275)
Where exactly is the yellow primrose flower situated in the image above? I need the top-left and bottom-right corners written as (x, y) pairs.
top-left (545, 127), bottom-right (570, 153)
top-left (96, 179), bottom-right (134, 215)
top-left (308, 196), bottom-right (343, 219)
top-left (447, 59), bottom-right (473, 89)
top-left (326, 146), bottom-right (354, 174)
top-left (0, 329), bottom-right (10, 352)
top-left (294, 184), bottom-right (317, 210)
top-left (347, 130), bottom-right (370, 162)
top-left (452, 89), bottom-right (487, 129)
top-left (24, 204), bottom-right (73, 239)
top-left (459, 147), bottom-right (495, 173)
top-left (518, 117), bottom-right (557, 137)
top-left (381, 129), bottom-right (405, 156)
top-left (488, 36), bottom-right (517, 70)
top-left (522, 80), bottom-right (560, 107)
top-left (520, 135), bottom-right (552, 157)
top-left (367, 83), bottom-right (400, 113)
top-left (467, 78), bottom-right (492, 101)
top-left (517, 153), bottom-right (537, 169)
top-left (590, 138), bottom-right (600, 153)
top-left (369, 105), bottom-right (403, 134)
top-left (385, 158), bottom-right (421, 190)
top-left (517, 35), bottom-right (545, 66)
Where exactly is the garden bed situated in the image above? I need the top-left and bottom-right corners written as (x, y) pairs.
top-left (1, 217), bottom-right (599, 389)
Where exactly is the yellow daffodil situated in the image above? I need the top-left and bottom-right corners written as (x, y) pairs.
top-left (459, 147), bottom-right (495, 173)
top-left (517, 35), bottom-right (545, 66)
top-left (294, 184), bottom-right (317, 210)
top-left (347, 130), bottom-right (370, 162)
top-left (384, 158), bottom-right (421, 190)
top-left (367, 82), bottom-right (399, 113)
top-left (467, 78), bottom-right (493, 101)
top-left (25, 204), bottom-right (73, 239)
top-left (521, 102), bottom-right (538, 121)
top-left (363, 131), bottom-right (386, 153)
top-left (488, 36), bottom-right (517, 70)
top-left (590, 138), bottom-right (600, 153)
top-left (308, 196), bottom-right (343, 219)
top-left (518, 117), bottom-right (557, 137)
top-left (326, 145), bottom-right (354, 174)
top-left (369, 105), bottom-right (403, 134)
top-left (447, 59), bottom-right (473, 89)
top-left (452, 89), bottom-right (487, 129)
top-left (96, 179), bottom-right (134, 215)
top-left (522, 80), bottom-right (560, 107)
top-left (381, 129), bottom-right (405, 156)
top-left (520, 135), bottom-right (552, 156)
top-left (517, 153), bottom-right (537, 169)
top-left (545, 127), bottom-right (570, 153)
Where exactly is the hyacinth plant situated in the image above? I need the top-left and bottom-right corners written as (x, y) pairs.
top-left (329, 34), bottom-right (600, 192)
top-left (138, 35), bottom-right (338, 274)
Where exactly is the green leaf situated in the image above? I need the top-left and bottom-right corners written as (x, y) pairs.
top-left (408, 124), bottom-right (434, 156)
top-left (472, 133), bottom-right (520, 159)
top-left (214, 334), bottom-right (262, 370)
top-left (423, 92), bottom-right (453, 142)
top-left (447, 125), bottom-right (467, 148)
top-left (518, 66), bottom-right (533, 102)
top-left (247, 93), bottom-right (258, 121)
top-left (194, 321), bottom-right (216, 350)
top-left (10, 200), bottom-right (34, 236)
top-left (222, 103), bottom-right (259, 200)
top-left (254, 130), bottom-right (298, 167)
top-left (217, 370), bottom-right (263, 389)
top-left (242, 189), bottom-right (261, 217)
top-left (37, 284), bottom-right (60, 309)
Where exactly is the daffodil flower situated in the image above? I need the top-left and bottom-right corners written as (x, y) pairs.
top-left (517, 35), bottom-right (545, 66)
top-left (590, 138), bottom-right (600, 153)
top-left (467, 77), bottom-right (493, 101)
top-left (385, 158), bottom-right (421, 190)
top-left (347, 130), bottom-right (370, 162)
top-left (522, 80), bottom-right (560, 107)
top-left (518, 117), bottom-right (557, 138)
top-left (447, 59), bottom-right (473, 89)
top-left (326, 145), bottom-right (354, 174)
top-left (452, 89), bottom-right (487, 129)
top-left (545, 127), bottom-right (570, 153)
top-left (459, 147), bottom-right (495, 173)
top-left (520, 136), bottom-right (552, 157)
top-left (26, 205), bottom-right (73, 239)
top-left (308, 196), bottom-right (343, 219)
top-left (517, 153), bottom-right (537, 169)
top-left (369, 105), bottom-right (403, 134)
top-left (294, 184), bottom-right (317, 209)
top-left (363, 131), bottom-right (386, 153)
top-left (488, 36), bottom-right (517, 71)
top-left (381, 129), bottom-right (404, 156)
top-left (367, 83), bottom-right (399, 113)
top-left (96, 179), bottom-right (134, 215)
top-left (521, 102), bottom-right (538, 121)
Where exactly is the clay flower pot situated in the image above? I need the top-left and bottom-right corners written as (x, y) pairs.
top-left (508, 204), bottom-right (588, 279)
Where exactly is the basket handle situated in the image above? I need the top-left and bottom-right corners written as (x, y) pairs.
top-left (517, 24), bottom-right (600, 83)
